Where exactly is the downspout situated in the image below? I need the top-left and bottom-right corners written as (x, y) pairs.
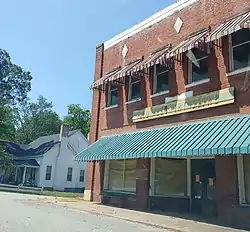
top-left (53, 141), bottom-right (62, 190)
top-left (91, 44), bottom-right (104, 201)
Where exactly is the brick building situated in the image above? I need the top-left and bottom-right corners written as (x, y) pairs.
top-left (76, 0), bottom-right (250, 227)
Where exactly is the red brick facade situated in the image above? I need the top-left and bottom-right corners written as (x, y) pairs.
top-left (86, 0), bottom-right (250, 227)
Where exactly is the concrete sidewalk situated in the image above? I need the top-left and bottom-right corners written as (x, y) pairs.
top-left (41, 198), bottom-right (247, 232)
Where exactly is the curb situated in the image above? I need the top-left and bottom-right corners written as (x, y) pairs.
top-left (67, 206), bottom-right (182, 232)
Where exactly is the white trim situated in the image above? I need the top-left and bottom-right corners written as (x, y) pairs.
top-left (229, 32), bottom-right (250, 73)
top-left (128, 76), bottom-right (141, 101)
top-left (103, 0), bottom-right (200, 50)
top-left (151, 90), bottom-right (170, 98)
top-left (153, 64), bottom-right (169, 94)
top-left (187, 49), bottom-right (209, 85)
top-left (125, 98), bottom-right (141, 105)
top-left (103, 160), bottom-right (110, 190)
top-left (228, 34), bottom-right (234, 72)
top-left (107, 85), bottom-right (118, 108)
top-left (105, 104), bottom-right (118, 110)
top-left (150, 158), bottom-right (155, 196)
top-left (227, 66), bottom-right (250, 77)
top-left (187, 158), bottom-right (192, 211)
top-left (237, 155), bottom-right (247, 205)
top-left (185, 78), bottom-right (210, 88)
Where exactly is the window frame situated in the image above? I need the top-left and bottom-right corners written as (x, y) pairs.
top-left (237, 155), bottom-right (250, 205)
top-left (45, 165), bottom-right (52, 181)
top-left (107, 84), bottom-right (118, 108)
top-left (229, 30), bottom-right (250, 72)
top-left (104, 159), bottom-right (136, 193)
top-left (150, 158), bottom-right (189, 197)
top-left (67, 167), bottom-right (73, 182)
top-left (187, 48), bottom-right (209, 84)
top-left (153, 64), bottom-right (169, 94)
top-left (79, 170), bottom-right (85, 182)
top-left (128, 76), bottom-right (141, 102)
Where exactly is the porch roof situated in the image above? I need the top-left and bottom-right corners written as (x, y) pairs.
top-left (75, 115), bottom-right (250, 162)
top-left (13, 159), bottom-right (40, 167)
top-left (206, 11), bottom-right (250, 42)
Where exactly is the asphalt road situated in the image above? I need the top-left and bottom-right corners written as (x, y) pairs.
top-left (0, 192), bottom-right (166, 232)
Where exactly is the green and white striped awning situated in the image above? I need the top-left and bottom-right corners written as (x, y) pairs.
top-left (75, 115), bottom-right (250, 161)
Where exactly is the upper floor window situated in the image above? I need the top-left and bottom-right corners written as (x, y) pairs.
top-left (128, 76), bottom-right (140, 101)
top-left (188, 48), bottom-right (209, 83)
top-left (230, 29), bottom-right (250, 71)
top-left (107, 85), bottom-right (118, 107)
top-left (67, 167), bottom-right (73, 182)
top-left (45, 165), bottom-right (52, 180)
top-left (154, 64), bottom-right (169, 93)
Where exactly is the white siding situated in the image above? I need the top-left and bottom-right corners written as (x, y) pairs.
top-left (36, 131), bottom-right (87, 191)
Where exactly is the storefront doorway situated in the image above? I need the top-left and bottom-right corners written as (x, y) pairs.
top-left (191, 159), bottom-right (217, 218)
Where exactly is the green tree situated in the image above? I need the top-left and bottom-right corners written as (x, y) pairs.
top-left (0, 49), bottom-right (32, 105)
top-left (63, 104), bottom-right (90, 138)
top-left (0, 100), bottom-right (15, 140)
top-left (0, 49), bottom-right (32, 178)
top-left (0, 146), bottom-right (13, 182)
top-left (15, 96), bottom-right (62, 144)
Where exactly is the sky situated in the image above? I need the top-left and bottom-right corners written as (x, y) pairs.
top-left (0, 0), bottom-right (175, 118)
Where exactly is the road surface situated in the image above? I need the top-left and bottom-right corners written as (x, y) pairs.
top-left (0, 192), bottom-right (167, 232)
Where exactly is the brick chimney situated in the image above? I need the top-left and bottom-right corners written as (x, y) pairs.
top-left (59, 124), bottom-right (70, 142)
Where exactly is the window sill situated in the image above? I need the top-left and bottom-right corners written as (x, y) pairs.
top-left (100, 190), bottom-right (136, 198)
top-left (105, 104), bottom-right (118, 110)
top-left (226, 66), bottom-right (250, 77)
top-left (150, 90), bottom-right (170, 98)
top-left (125, 98), bottom-right (141, 105)
top-left (149, 194), bottom-right (189, 198)
top-left (185, 78), bottom-right (210, 88)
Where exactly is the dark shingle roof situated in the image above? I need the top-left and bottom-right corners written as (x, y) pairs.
top-left (13, 159), bottom-right (40, 167)
top-left (0, 130), bottom-right (83, 158)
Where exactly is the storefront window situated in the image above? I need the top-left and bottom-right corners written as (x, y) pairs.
top-left (154, 158), bottom-right (187, 196)
top-left (108, 159), bottom-right (136, 192)
top-left (243, 155), bottom-right (250, 203)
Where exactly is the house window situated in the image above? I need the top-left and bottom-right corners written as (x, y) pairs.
top-left (154, 64), bottom-right (169, 93)
top-left (45, 166), bottom-right (52, 180)
top-left (153, 158), bottom-right (187, 196)
top-left (107, 85), bottom-right (118, 107)
top-left (188, 48), bottom-right (209, 83)
top-left (79, 170), bottom-right (85, 182)
top-left (107, 159), bottom-right (136, 192)
top-left (230, 29), bottom-right (250, 71)
top-left (128, 76), bottom-right (141, 101)
top-left (67, 168), bottom-right (73, 182)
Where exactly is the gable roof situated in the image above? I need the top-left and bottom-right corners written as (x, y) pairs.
top-left (0, 130), bottom-right (87, 158)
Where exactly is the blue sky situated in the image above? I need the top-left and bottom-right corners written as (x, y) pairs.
top-left (0, 0), bottom-right (175, 118)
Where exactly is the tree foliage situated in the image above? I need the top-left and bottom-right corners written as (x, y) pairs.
top-left (15, 96), bottom-right (62, 144)
top-left (0, 146), bottom-right (13, 182)
top-left (0, 49), bottom-right (32, 105)
top-left (63, 104), bottom-right (90, 138)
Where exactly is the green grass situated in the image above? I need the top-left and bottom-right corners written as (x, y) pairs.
top-left (0, 187), bottom-right (84, 199)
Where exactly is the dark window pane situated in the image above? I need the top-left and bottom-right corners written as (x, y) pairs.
top-left (156, 64), bottom-right (168, 74)
top-left (79, 170), bottom-right (85, 182)
top-left (109, 89), bottom-right (118, 106)
top-left (191, 48), bottom-right (208, 60)
top-left (233, 42), bottom-right (250, 70)
top-left (192, 57), bottom-right (209, 82)
top-left (232, 29), bottom-right (250, 47)
top-left (67, 168), bottom-right (73, 182)
top-left (131, 81), bottom-right (141, 100)
top-left (157, 71), bottom-right (169, 93)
